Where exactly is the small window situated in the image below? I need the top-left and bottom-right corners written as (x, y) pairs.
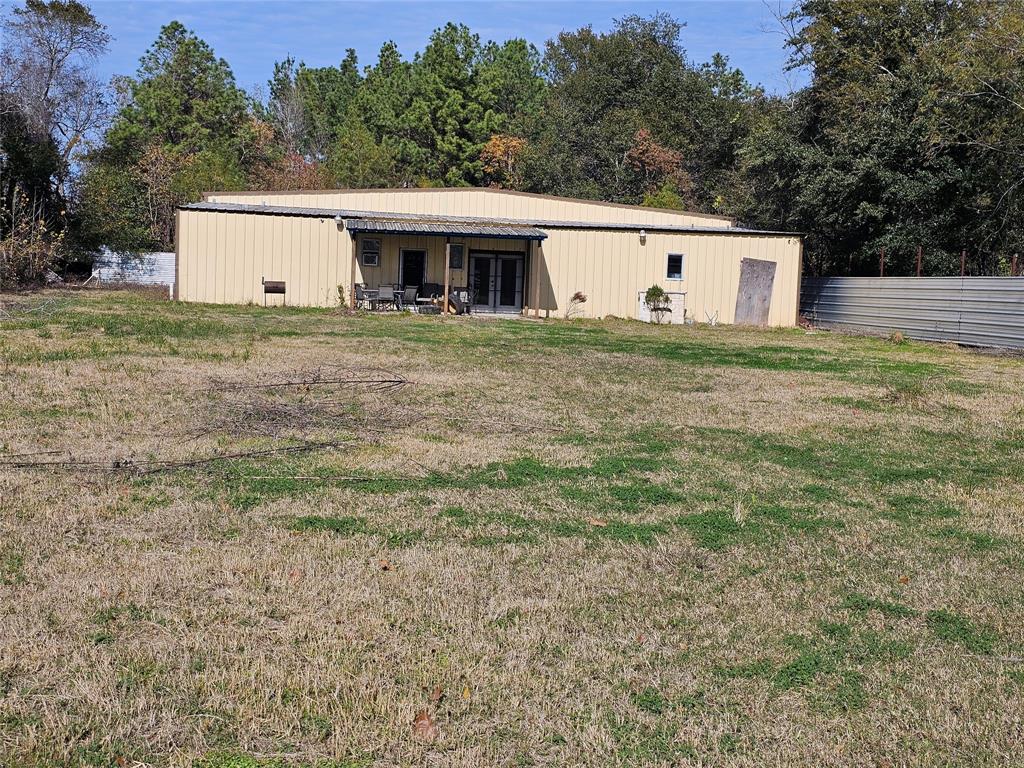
top-left (361, 238), bottom-right (380, 267)
top-left (448, 243), bottom-right (465, 270)
top-left (667, 253), bottom-right (684, 280)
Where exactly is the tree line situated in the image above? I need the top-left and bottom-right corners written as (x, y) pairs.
top-left (3, 0), bottom-right (1024, 287)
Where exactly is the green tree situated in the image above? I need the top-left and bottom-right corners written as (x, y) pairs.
top-left (328, 107), bottom-right (397, 188)
top-left (81, 22), bottom-right (250, 250)
top-left (524, 14), bottom-right (760, 210)
top-left (104, 21), bottom-right (247, 156)
top-left (341, 27), bottom-right (543, 187)
top-left (737, 0), bottom-right (1024, 276)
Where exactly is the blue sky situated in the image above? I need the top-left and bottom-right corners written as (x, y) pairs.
top-left (84, 0), bottom-right (807, 95)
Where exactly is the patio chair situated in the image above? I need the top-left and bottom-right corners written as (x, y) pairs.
top-left (401, 286), bottom-right (418, 310)
top-left (377, 285), bottom-right (397, 310)
top-left (354, 284), bottom-right (371, 310)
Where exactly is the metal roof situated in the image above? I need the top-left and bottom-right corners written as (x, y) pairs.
top-left (199, 186), bottom-right (735, 222)
top-left (343, 218), bottom-right (546, 240)
top-left (181, 202), bottom-right (342, 218)
top-left (179, 201), bottom-right (799, 237)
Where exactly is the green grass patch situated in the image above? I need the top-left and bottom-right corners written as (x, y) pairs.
top-left (695, 425), bottom-right (1015, 491)
top-left (884, 494), bottom-right (960, 523)
top-left (607, 479), bottom-right (684, 511)
top-left (819, 669), bottom-right (869, 712)
top-left (630, 686), bottom-right (669, 714)
top-left (383, 529), bottom-right (426, 548)
top-left (288, 515), bottom-right (368, 536)
top-left (194, 752), bottom-right (370, 768)
top-left (675, 502), bottom-right (839, 551)
top-left (840, 593), bottom-right (918, 619)
top-left (609, 719), bottom-right (697, 762)
top-left (930, 526), bottom-right (1006, 552)
top-left (0, 550), bottom-right (25, 586)
top-left (925, 609), bottom-right (998, 654)
top-left (719, 618), bottom-right (912, 711)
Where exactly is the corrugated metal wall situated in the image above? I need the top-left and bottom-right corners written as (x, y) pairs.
top-left (177, 208), bottom-right (802, 326)
top-left (205, 188), bottom-right (733, 229)
top-left (93, 249), bottom-right (175, 294)
top-left (177, 209), bottom-right (349, 306)
top-left (801, 276), bottom-right (1024, 349)
top-left (538, 229), bottom-right (802, 325)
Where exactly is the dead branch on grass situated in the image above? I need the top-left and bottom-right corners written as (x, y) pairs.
top-left (205, 365), bottom-right (409, 393)
top-left (0, 297), bottom-right (69, 321)
top-left (1, 364), bottom-right (408, 477)
top-left (0, 439), bottom-right (353, 475)
top-left (193, 394), bottom-right (418, 441)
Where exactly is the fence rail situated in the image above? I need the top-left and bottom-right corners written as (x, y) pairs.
top-left (800, 276), bottom-right (1024, 350)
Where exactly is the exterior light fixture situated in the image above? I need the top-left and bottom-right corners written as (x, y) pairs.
top-left (334, 214), bottom-right (344, 228)
top-left (639, 229), bottom-right (647, 245)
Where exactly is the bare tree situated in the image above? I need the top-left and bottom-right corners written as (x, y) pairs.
top-left (265, 56), bottom-right (311, 155)
top-left (1, 0), bottom-right (111, 191)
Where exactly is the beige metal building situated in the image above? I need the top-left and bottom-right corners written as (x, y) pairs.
top-left (176, 187), bottom-right (803, 325)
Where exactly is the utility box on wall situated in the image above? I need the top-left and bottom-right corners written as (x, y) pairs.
top-left (637, 291), bottom-right (686, 324)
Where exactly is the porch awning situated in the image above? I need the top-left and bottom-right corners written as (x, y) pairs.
top-left (343, 218), bottom-right (547, 240)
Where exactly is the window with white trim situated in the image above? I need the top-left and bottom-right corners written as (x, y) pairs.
top-left (666, 253), bottom-right (684, 280)
top-left (361, 238), bottom-right (380, 267)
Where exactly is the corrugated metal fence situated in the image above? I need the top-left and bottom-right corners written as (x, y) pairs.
top-left (801, 276), bottom-right (1024, 350)
top-left (92, 249), bottom-right (175, 297)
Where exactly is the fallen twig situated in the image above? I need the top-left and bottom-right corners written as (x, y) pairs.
top-left (206, 366), bottom-right (409, 393)
top-left (0, 440), bottom-right (352, 475)
top-left (974, 654), bottom-right (1024, 663)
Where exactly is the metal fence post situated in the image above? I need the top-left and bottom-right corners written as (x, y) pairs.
top-left (916, 245), bottom-right (922, 277)
top-left (961, 250), bottom-right (966, 277)
top-left (880, 247), bottom-right (885, 277)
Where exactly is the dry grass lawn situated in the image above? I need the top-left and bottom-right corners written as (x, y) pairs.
top-left (0, 290), bottom-right (1022, 768)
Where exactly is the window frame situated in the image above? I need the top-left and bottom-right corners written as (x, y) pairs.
top-left (666, 252), bottom-right (684, 280)
top-left (360, 238), bottom-right (381, 267)
top-left (448, 242), bottom-right (465, 270)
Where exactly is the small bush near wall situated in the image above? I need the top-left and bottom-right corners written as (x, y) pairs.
top-left (644, 285), bottom-right (672, 324)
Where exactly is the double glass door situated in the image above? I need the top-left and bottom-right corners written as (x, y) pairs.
top-left (470, 253), bottom-right (524, 312)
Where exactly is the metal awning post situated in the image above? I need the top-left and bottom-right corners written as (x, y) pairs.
top-left (349, 234), bottom-right (358, 313)
top-left (532, 241), bottom-right (541, 319)
top-left (443, 237), bottom-right (451, 316)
